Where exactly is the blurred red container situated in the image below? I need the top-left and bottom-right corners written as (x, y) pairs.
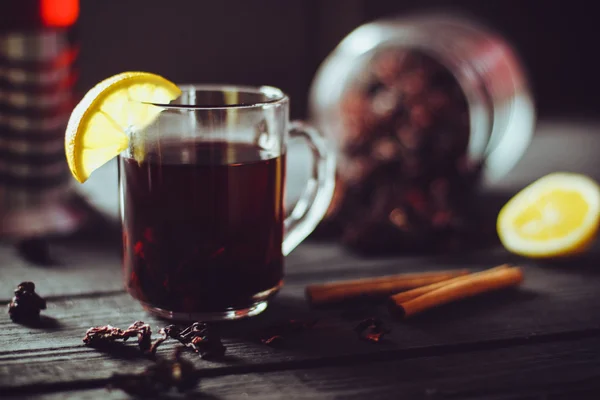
top-left (0, 0), bottom-right (83, 238)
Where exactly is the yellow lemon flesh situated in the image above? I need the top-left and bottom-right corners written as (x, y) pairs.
top-left (65, 72), bottom-right (181, 183)
top-left (497, 172), bottom-right (600, 258)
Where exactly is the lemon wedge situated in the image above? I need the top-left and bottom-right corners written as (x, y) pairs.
top-left (497, 172), bottom-right (600, 258)
top-left (65, 72), bottom-right (181, 183)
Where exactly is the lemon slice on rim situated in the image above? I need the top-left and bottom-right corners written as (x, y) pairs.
top-left (497, 172), bottom-right (600, 258)
top-left (65, 72), bottom-right (181, 183)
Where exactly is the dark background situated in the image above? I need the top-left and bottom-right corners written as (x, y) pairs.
top-left (0, 0), bottom-right (596, 121)
top-left (73, 0), bottom-right (598, 120)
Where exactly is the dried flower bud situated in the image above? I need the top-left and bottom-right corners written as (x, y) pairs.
top-left (83, 321), bottom-right (153, 353)
top-left (154, 322), bottom-right (226, 359)
top-left (354, 317), bottom-right (391, 344)
top-left (8, 281), bottom-right (46, 322)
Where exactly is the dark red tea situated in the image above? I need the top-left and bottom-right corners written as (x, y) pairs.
top-left (120, 141), bottom-right (285, 314)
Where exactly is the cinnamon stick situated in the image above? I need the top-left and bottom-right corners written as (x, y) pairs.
top-left (389, 265), bottom-right (523, 319)
top-left (389, 265), bottom-right (511, 304)
top-left (306, 269), bottom-right (470, 307)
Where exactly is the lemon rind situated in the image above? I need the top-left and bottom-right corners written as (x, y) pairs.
top-left (497, 172), bottom-right (600, 258)
top-left (65, 72), bottom-right (181, 183)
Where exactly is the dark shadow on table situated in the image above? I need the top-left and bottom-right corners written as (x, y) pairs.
top-left (534, 240), bottom-right (600, 274)
top-left (15, 315), bottom-right (63, 330)
top-left (15, 238), bottom-right (64, 267)
top-left (117, 391), bottom-right (220, 400)
top-left (212, 286), bottom-right (543, 362)
top-left (181, 393), bottom-right (221, 399)
top-left (398, 288), bottom-right (540, 324)
top-left (84, 342), bottom-right (153, 361)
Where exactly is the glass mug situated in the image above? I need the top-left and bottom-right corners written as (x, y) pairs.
top-left (118, 85), bottom-right (335, 321)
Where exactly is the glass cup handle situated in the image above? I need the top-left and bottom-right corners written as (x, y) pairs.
top-left (283, 121), bottom-right (336, 256)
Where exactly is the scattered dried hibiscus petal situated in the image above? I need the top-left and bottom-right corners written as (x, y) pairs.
top-left (354, 317), bottom-right (391, 344)
top-left (83, 321), bottom-right (153, 352)
top-left (8, 281), bottom-right (46, 322)
top-left (258, 319), bottom-right (319, 347)
top-left (153, 322), bottom-right (226, 359)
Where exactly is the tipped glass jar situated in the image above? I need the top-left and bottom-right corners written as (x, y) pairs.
top-left (309, 13), bottom-right (535, 254)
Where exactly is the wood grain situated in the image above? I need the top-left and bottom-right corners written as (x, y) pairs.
top-left (5, 337), bottom-right (600, 399)
top-left (2, 253), bottom-right (600, 392)
top-left (0, 240), bottom-right (122, 302)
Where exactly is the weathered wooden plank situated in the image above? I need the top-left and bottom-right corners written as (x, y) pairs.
top-left (0, 263), bottom-right (587, 357)
top-left (0, 240), bottom-right (123, 302)
top-left (5, 337), bottom-right (600, 399)
top-left (0, 236), bottom-right (521, 303)
top-left (1, 257), bottom-right (600, 390)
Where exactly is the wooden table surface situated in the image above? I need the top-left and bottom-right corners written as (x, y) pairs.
top-left (2, 232), bottom-right (600, 400)
top-left (2, 120), bottom-right (600, 399)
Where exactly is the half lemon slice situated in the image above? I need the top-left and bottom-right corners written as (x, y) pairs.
top-left (65, 72), bottom-right (181, 183)
top-left (497, 172), bottom-right (600, 258)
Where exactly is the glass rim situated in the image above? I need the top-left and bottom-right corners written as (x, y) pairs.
top-left (149, 84), bottom-right (289, 110)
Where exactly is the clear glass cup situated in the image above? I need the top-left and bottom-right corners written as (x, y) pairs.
top-left (118, 84), bottom-right (335, 321)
